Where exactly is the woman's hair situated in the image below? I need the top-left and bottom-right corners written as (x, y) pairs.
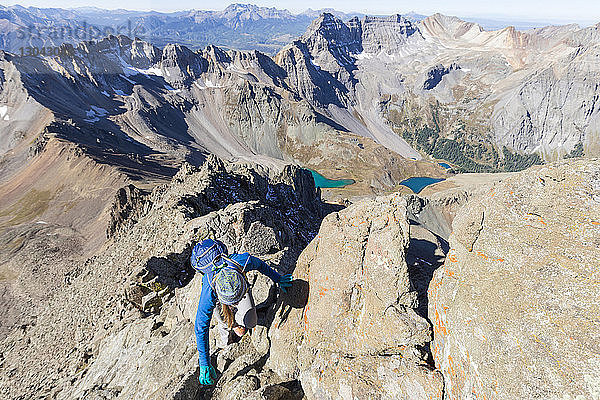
top-left (221, 303), bottom-right (235, 328)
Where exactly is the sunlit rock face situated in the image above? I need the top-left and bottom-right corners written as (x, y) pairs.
top-left (430, 159), bottom-right (600, 399)
top-left (269, 193), bottom-right (444, 400)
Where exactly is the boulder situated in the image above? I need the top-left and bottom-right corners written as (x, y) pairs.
top-left (246, 269), bottom-right (277, 310)
top-left (270, 193), bottom-right (443, 399)
top-left (214, 375), bottom-right (260, 400)
top-left (429, 159), bottom-right (600, 399)
top-left (241, 221), bottom-right (282, 255)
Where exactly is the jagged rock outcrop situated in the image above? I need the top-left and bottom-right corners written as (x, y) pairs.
top-left (429, 159), bottom-right (600, 399)
top-left (106, 184), bottom-right (150, 238)
top-left (269, 193), bottom-right (444, 399)
top-left (0, 155), bottom-right (327, 399)
top-left (161, 43), bottom-right (210, 87)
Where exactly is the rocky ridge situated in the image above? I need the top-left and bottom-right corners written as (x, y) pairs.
top-left (0, 155), bottom-right (327, 399)
top-left (2, 146), bottom-right (599, 399)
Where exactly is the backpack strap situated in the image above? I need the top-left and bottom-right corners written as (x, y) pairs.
top-left (221, 255), bottom-right (249, 273)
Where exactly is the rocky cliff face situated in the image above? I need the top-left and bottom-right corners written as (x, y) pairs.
top-left (276, 13), bottom-right (424, 160)
top-left (414, 15), bottom-right (600, 161)
top-left (429, 158), bottom-right (600, 398)
top-left (276, 12), bottom-right (600, 169)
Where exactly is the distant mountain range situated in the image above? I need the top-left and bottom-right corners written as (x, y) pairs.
top-left (0, 3), bottom-right (570, 55)
top-left (0, 3), bottom-right (368, 54)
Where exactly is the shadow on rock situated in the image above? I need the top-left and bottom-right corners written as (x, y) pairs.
top-left (406, 223), bottom-right (448, 320)
top-left (265, 279), bottom-right (309, 329)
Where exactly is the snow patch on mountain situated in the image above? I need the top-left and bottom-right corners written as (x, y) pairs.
top-left (119, 58), bottom-right (163, 77)
top-left (84, 106), bottom-right (108, 122)
top-left (119, 74), bottom-right (136, 84)
top-left (163, 84), bottom-right (181, 93)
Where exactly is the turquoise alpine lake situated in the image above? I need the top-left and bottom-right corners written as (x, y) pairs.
top-left (400, 177), bottom-right (445, 194)
top-left (308, 169), bottom-right (355, 188)
top-left (438, 162), bottom-right (452, 169)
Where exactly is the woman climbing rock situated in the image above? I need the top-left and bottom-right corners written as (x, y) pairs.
top-left (190, 238), bottom-right (293, 386)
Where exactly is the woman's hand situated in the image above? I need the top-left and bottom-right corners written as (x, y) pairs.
top-left (278, 274), bottom-right (293, 293)
top-left (198, 364), bottom-right (217, 385)
top-left (233, 326), bottom-right (246, 337)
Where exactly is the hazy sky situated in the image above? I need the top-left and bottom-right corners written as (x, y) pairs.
top-left (4, 0), bottom-right (599, 25)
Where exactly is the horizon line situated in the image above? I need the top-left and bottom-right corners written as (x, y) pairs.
top-left (2, 2), bottom-right (598, 27)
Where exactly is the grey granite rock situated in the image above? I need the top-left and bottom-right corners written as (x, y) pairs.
top-left (269, 193), bottom-right (444, 400)
top-left (430, 159), bottom-right (600, 399)
top-left (0, 156), bottom-right (323, 399)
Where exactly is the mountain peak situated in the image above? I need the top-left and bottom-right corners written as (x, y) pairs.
top-left (223, 3), bottom-right (258, 12)
top-left (318, 12), bottom-right (338, 22)
top-left (304, 12), bottom-right (344, 33)
top-left (422, 13), bottom-right (485, 38)
top-left (302, 12), bottom-right (358, 47)
top-left (220, 3), bottom-right (293, 20)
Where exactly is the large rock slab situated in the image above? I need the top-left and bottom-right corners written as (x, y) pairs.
top-left (429, 159), bottom-right (600, 399)
top-left (299, 193), bottom-right (427, 356)
top-left (270, 193), bottom-right (443, 399)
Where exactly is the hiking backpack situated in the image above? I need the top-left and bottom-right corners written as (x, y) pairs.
top-left (190, 239), bottom-right (250, 275)
top-left (190, 238), bottom-right (228, 275)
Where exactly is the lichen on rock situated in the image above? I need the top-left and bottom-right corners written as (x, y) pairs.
top-left (430, 159), bottom-right (600, 399)
top-left (269, 193), bottom-right (444, 400)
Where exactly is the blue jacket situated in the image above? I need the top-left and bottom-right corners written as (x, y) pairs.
top-left (194, 252), bottom-right (281, 366)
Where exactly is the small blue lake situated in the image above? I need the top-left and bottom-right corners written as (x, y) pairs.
top-left (438, 162), bottom-right (452, 169)
top-left (400, 177), bottom-right (445, 194)
top-left (309, 169), bottom-right (355, 188)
